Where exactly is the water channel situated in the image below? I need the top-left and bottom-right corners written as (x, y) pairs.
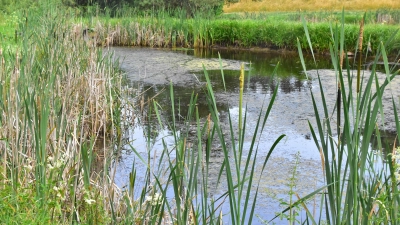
top-left (109, 47), bottom-right (399, 224)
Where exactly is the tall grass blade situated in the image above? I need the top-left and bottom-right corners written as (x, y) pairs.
top-left (218, 52), bottom-right (226, 92)
top-left (301, 16), bottom-right (315, 64)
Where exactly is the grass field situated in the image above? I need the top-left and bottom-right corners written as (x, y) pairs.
top-left (224, 0), bottom-right (400, 12)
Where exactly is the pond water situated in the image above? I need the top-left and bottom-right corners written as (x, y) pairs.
top-left (109, 47), bottom-right (399, 224)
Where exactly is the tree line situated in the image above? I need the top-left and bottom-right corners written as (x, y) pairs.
top-left (62, 0), bottom-right (228, 16)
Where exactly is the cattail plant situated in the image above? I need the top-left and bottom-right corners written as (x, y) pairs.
top-left (293, 11), bottom-right (400, 224)
top-left (0, 4), bottom-right (123, 224)
top-left (357, 16), bottom-right (365, 93)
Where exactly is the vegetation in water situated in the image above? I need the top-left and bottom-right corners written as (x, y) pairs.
top-left (292, 11), bottom-right (400, 224)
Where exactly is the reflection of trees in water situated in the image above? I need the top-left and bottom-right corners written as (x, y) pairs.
top-left (280, 77), bottom-right (312, 93)
top-left (246, 76), bottom-right (312, 94)
top-left (195, 48), bottom-right (332, 73)
top-left (199, 70), bottom-right (312, 94)
top-left (247, 76), bottom-right (276, 94)
top-left (134, 83), bottom-right (229, 136)
top-left (370, 130), bottom-right (399, 158)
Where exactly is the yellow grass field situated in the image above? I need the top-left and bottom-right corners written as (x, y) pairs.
top-left (223, 0), bottom-right (400, 12)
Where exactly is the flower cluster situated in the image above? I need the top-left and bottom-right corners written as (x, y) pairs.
top-left (393, 147), bottom-right (400, 182)
top-left (145, 193), bottom-right (163, 206)
top-left (47, 155), bottom-right (66, 171)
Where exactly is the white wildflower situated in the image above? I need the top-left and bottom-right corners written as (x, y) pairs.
top-left (47, 163), bottom-right (54, 170)
top-left (145, 193), bottom-right (163, 206)
top-left (55, 159), bottom-right (64, 169)
top-left (85, 198), bottom-right (96, 205)
top-left (394, 147), bottom-right (400, 183)
top-left (24, 164), bottom-right (33, 172)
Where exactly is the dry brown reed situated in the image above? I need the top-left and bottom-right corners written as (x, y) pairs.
top-left (0, 18), bottom-right (124, 222)
top-left (224, 0), bottom-right (400, 12)
top-left (83, 20), bottom-right (191, 48)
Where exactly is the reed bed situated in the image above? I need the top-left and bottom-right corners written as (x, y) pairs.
top-left (0, 4), bottom-right (124, 224)
top-left (78, 10), bottom-right (400, 55)
top-left (1, 4), bottom-right (286, 224)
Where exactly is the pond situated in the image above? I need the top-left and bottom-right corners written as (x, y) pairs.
top-left (109, 47), bottom-right (399, 224)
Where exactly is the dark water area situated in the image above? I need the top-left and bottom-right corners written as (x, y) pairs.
top-left (110, 47), bottom-right (399, 224)
top-left (189, 48), bottom-right (327, 94)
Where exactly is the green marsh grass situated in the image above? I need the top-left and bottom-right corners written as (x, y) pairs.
top-left (75, 9), bottom-right (400, 55)
top-left (0, 3), bottom-right (123, 224)
top-left (292, 10), bottom-right (400, 224)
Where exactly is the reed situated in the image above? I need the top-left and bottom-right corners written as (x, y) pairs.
top-left (70, 10), bottom-right (400, 55)
top-left (0, 3), bottom-right (123, 223)
top-left (291, 10), bottom-right (400, 224)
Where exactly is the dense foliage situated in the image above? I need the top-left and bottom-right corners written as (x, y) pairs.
top-left (62, 0), bottom-right (225, 16)
top-left (0, 0), bottom-right (38, 13)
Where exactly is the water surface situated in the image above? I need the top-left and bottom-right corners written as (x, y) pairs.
top-left (110, 47), bottom-right (399, 223)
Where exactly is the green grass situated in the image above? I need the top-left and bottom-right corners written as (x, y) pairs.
top-left (65, 9), bottom-right (400, 54)
top-left (4, 7), bottom-right (399, 53)
top-left (0, 12), bottom-right (20, 48)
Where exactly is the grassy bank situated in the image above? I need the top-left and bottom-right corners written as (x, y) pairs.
top-left (2, 8), bottom-right (400, 54)
top-left (64, 10), bottom-right (400, 55)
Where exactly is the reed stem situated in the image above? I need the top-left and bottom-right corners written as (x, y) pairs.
top-left (357, 16), bottom-right (364, 93)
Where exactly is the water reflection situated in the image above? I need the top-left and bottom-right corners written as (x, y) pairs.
top-left (181, 48), bottom-right (327, 94)
top-left (133, 83), bottom-right (229, 120)
top-left (193, 68), bottom-right (313, 94)
top-left (113, 47), bottom-right (398, 223)
top-left (123, 47), bottom-right (398, 152)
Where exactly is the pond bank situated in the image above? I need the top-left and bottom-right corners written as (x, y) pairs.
top-left (83, 12), bottom-right (400, 55)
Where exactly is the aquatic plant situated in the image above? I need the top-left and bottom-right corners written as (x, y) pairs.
top-left (291, 10), bottom-right (400, 224)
